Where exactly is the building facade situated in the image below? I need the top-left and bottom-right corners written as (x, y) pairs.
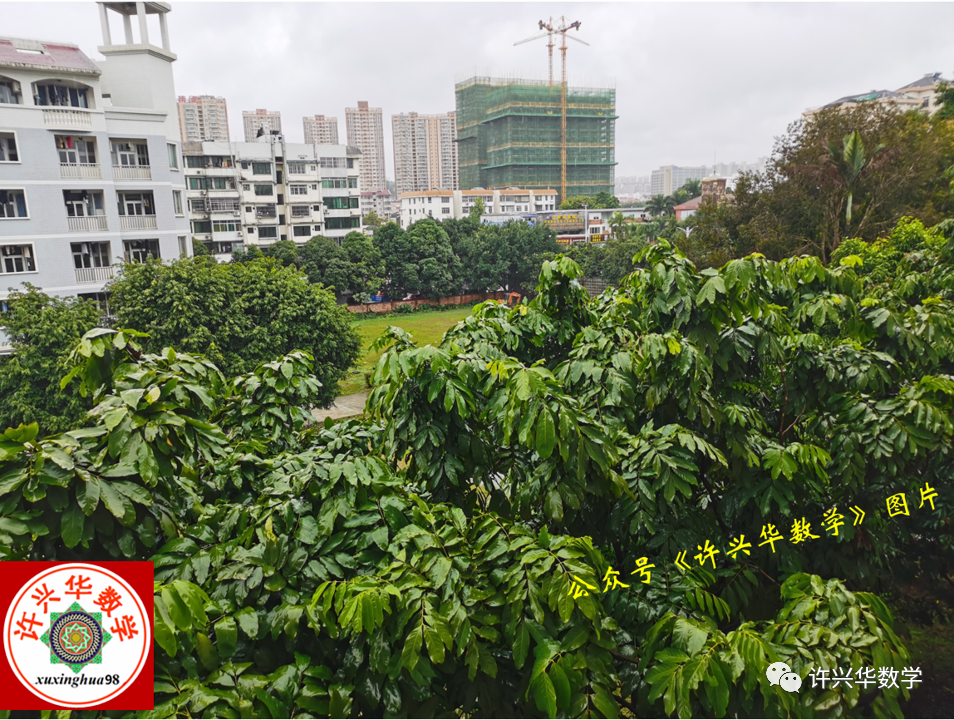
top-left (650, 165), bottom-right (708, 197)
top-left (345, 101), bottom-right (386, 192)
top-left (242, 108), bottom-right (281, 142)
top-left (303, 114), bottom-right (338, 145)
top-left (398, 188), bottom-right (556, 228)
top-left (455, 76), bottom-right (617, 203)
top-left (0, 2), bottom-right (190, 337)
top-left (177, 94), bottom-right (229, 142)
top-left (805, 74), bottom-right (951, 117)
top-left (359, 189), bottom-right (393, 222)
top-left (391, 111), bottom-right (459, 196)
top-left (183, 136), bottom-right (362, 259)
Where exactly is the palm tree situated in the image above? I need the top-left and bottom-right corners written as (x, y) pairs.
top-left (822, 130), bottom-right (885, 260)
top-left (646, 194), bottom-right (676, 217)
top-left (608, 211), bottom-right (630, 241)
top-left (680, 178), bottom-right (703, 197)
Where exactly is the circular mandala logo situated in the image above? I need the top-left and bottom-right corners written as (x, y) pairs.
top-left (3, 564), bottom-right (151, 708)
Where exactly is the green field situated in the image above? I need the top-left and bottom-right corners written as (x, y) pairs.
top-left (336, 306), bottom-right (475, 396)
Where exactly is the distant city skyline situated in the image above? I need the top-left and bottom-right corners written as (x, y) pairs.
top-left (3, 2), bottom-right (952, 181)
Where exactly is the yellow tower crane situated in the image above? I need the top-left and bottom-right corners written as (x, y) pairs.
top-left (515, 17), bottom-right (589, 203)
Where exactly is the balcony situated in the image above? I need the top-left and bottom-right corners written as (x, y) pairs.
top-left (113, 164), bottom-right (152, 180)
top-left (59, 163), bottom-right (101, 180)
top-left (119, 215), bottom-right (158, 231)
top-left (67, 215), bottom-right (108, 232)
top-left (74, 265), bottom-right (114, 284)
top-left (43, 108), bottom-right (92, 130)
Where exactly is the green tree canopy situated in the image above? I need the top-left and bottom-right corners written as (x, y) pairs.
top-left (298, 235), bottom-right (355, 294)
top-left (260, 239), bottom-right (302, 268)
top-left (105, 256), bottom-right (360, 406)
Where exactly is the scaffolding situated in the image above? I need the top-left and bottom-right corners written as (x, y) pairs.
top-left (456, 75), bottom-right (616, 202)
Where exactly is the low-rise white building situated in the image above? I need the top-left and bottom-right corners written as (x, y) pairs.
top-left (398, 188), bottom-right (557, 228)
top-left (359, 189), bottom-right (392, 221)
top-left (0, 1), bottom-right (190, 335)
top-left (183, 137), bottom-right (362, 259)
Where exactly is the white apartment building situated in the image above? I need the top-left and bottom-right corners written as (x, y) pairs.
top-left (398, 188), bottom-right (557, 228)
top-left (178, 95), bottom-right (229, 142)
top-left (360, 189), bottom-right (393, 222)
top-left (805, 73), bottom-right (951, 117)
top-left (392, 111), bottom-right (459, 196)
top-left (345, 101), bottom-right (386, 192)
top-left (650, 165), bottom-right (708, 197)
top-left (242, 108), bottom-right (281, 142)
top-left (0, 2), bottom-right (190, 333)
top-left (303, 114), bottom-right (338, 145)
top-left (184, 136), bottom-right (362, 260)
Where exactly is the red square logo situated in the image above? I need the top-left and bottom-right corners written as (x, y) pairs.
top-left (0, 561), bottom-right (154, 710)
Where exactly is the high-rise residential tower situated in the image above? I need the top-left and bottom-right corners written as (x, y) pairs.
top-left (392, 111), bottom-right (459, 195)
top-left (177, 95), bottom-right (229, 142)
top-left (242, 108), bottom-right (281, 142)
top-left (0, 1), bottom-right (190, 349)
top-left (303, 115), bottom-right (339, 145)
top-left (345, 101), bottom-right (386, 192)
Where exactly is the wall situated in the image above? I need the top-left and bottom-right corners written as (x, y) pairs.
top-left (347, 291), bottom-right (508, 314)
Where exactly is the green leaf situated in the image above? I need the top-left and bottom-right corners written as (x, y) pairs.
top-left (61, 504), bottom-right (85, 548)
top-left (535, 410), bottom-right (557, 459)
top-left (152, 596), bottom-right (177, 657)
top-left (544, 489), bottom-right (563, 522)
top-left (173, 580), bottom-right (209, 626)
top-left (99, 480), bottom-right (132, 521)
top-left (549, 664), bottom-right (571, 710)
top-left (674, 618), bottom-right (708, 656)
top-left (530, 671), bottom-right (557, 717)
top-left (424, 625), bottom-right (445, 665)
top-left (513, 621), bottom-right (530, 669)
top-left (215, 616), bottom-right (238, 659)
top-left (428, 556), bottom-right (452, 589)
top-left (196, 632), bottom-right (219, 671)
top-left (592, 682), bottom-right (619, 718)
top-left (235, 607), bottom-right (259, 639)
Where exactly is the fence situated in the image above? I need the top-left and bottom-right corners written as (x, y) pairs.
top-left (347, 291), bottom-right (508, 314)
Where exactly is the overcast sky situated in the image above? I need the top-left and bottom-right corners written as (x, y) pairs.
top-left (6, 1), bottom-right (954, 179)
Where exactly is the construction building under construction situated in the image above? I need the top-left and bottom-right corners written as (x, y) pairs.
top-left (455, 75), bottom-right (617, 203)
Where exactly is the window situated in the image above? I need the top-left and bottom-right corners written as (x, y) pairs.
top-left (190, 198), bottom-right (207, 212)
top-left (71, 242), bottom-right (110, 269)
top-left (289, 184), bottom-right (307, 195)
top-left (188, 177), bottom-right (234, 190)
top-left (178, 235), bottom-right (188, 258)
top-left (118, 192), bottom-right (155, 216)
top-left (256, 205), bottom-right (276, 219)
top-left (442, 196), bottom-right (450, 203)
top-left (319, 157), bottom-right (346, 169)
top-left (321, 178), bottom-right (355, 189)
top-left (293, 225), bottom-right (311, 237)
top-left (208, 199), bottom-right (240, 212)
top-left (0, 79), bottom-right (22, 104)
top-left (34, 83), bottom-right (89, 108)
top-left (1, 244), bottom-right (35, 273)
top-left (63, 190), bottom-right (103, 217)
top-left (186, 155), bottom-right (205, 168)
top-left (243, 184), bottom-right (250, 191)
top-left (258, 227), bottom-right (277, 239)
top-left (324, 196), bottom-right (359, 210)
top-left (167, 143), bottom-right (178, 170)
top-left (347, 158), bottom-right (354, 169)
top-left (213, 221), bottom-right (238, 232)
top-left (0, 190), bottom-right (28, 218)
top-left (254, 184), bottom-right (272, 196)
top-left (246, 227), bottom-right (255, 234)
top-left (112, 141), bottom-right (148, 167)
top-left (58, 136), bottom-right (96, 165)
top-left (241, 162), bottom-right (249, 170)
top-left (442, 208), bottom-right (450, 214)
top-left (245, 206), bottom-right (253, 213)
top-left (313, 205), bottom-right (321, 211)
top-left (291, 205), bottom-right (310, 217)
top-left (252, 162), bottom-right (271, 175)
top-left (288, 162), bottom-right (307, 174)
top-left (314, 225), bottom-right (322, 232)
top-left (326, 217), bottom-right (361, 229)
top-left (123, 239), bottom-right (160, 263)
top-left (173, 190), bottom-right (183, 216)
top-left (192, 220), bottom-right (212, 234)
top-left (0, 133), bottom-right (19, 162)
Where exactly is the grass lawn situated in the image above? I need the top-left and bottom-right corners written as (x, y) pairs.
top-left (336, 305), bottom-right (475, 396)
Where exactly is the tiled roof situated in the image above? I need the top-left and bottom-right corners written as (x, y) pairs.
top-left (896, 73), bottom-right (947, 91)
top-left (0, 37), bottom-right (100, 76)
top-left (673, 196), bottom-right (703, 211)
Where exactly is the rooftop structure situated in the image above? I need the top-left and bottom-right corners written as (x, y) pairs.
top-left (242, 108), bottom-right (281, 142)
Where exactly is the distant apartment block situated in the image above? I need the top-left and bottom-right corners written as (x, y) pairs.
top-left (0, 2), bottom-right (190, 342)
top-left (392, 111), bottom-right (459, 196)
top-left (183, 136), bottom-right (361, 259)
top-left (303, 115), bottom-right (338, 145)
top-left (650, 165), bottom-right (707, 197)
top-left (398, 188), bottom-right (557, 228)
top-left (242, 108), bottom-right (282, 142)
top-left (177, 95), bottom-right (229, 142)
top-left (615, 175), bottom-right (651, 195)
top-left (345, 101), bottom-right (386, 192)
top-left (360, 189), bottom-right (393, 222)
top-left (805, 73), bottom-right (951, 116)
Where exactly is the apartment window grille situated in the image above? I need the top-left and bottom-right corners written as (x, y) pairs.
top-left (254, 185), bottom-right (272, 196)
top-left (123, 239), bottom-right (160, 263)
top-left (63, 190), bottom-right (103, 217)
top-left (256, 205), bottom-right (277, 219)
top-left (326, 217), bottom-right (361, 229)
top-left (0, 190), bottom-right (28, 218)
top-left (319, 157), bottom-right (346, 168)
top-left (0, 133), bottom-right (19, 162)
top-left (293, 225), bottom-right (311, 237)
top-left (289, 185), bottom-right (307, 195)
top-left (313, 205), bottom-right (321, 211)
top-left (288, 162), bottom-right (307, 174)
top-left (324, 196), bottom-right (359, 210)
top-left (291, 205), bottom-right (310, 217)
top-left (1, 244), bottom-right (35, 273)
top-left (186, 155), bottom-right (205, 168)
top-left (71, 241), bottom-right (110, 269)
top-left (208, 199), bottom-right (240, 212)
top-left (192, 221), bottom-right (212, 234)
top-left (213, 221), bottom-right (238, 232)
top-left (190, 198), bottom-right (207, 212)
top-left (258, 227), bottom-right (277, 239)
top-left (252, 162), bottom-right (271, 175)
